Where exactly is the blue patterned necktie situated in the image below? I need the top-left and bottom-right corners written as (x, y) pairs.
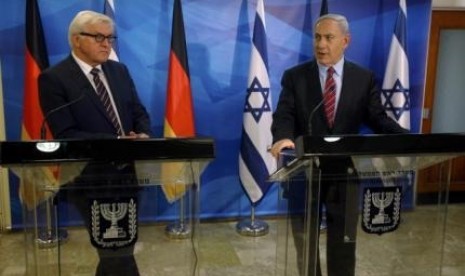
top-left (90, 68), bottom-right (123, 135)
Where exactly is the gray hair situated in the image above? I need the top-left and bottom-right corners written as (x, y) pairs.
top-left (315, 13), bottom-right (350, 34)
top-left (68, 10), bottom-right (114, 47)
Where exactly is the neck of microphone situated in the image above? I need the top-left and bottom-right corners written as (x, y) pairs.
top-left (307, 97), bottom-right (326, 136)
top-left (40, 93), bottom-right (86, 140)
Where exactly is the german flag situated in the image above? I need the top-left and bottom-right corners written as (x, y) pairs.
top-left (162, 0), bottom-right (195, 203)
top-left (22, 0), bottom-right (49, 141)
top-left (20, 0), bottom-right (58, 209)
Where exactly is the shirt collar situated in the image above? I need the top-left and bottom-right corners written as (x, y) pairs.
top-left (71, 51), bottom-right (103, 75)
top-left (318, 57), bottom-right (345, 77)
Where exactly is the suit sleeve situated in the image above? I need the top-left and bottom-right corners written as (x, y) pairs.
top-left (271, 69), bottom-right (298, 143)
top-left (121, 65), bottom-right (152, 136)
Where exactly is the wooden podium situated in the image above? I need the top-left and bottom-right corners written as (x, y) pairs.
top-left (270, 133), bottom-right (465, 276)
top-left (0, 138), bottom-right (214, 276)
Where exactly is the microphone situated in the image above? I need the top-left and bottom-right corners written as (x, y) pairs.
top-left (40, 93), bottom-right (86, 140)
top-left (307, 97), bottom-right (326, 135)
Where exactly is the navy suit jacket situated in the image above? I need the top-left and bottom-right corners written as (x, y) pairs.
top-left (39, 55), bottom-right (152, 139)
top-left (272, 59), bottom-right (408, 143)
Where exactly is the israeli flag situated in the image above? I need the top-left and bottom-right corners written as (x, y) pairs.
top-left (381, 0), bottom-right (410, 130)
top-left (375, 0), bottom-right (412, 209)
top-left (239, 0), bottom-right (276, 205)
top-left (104, 0), bottom-right (119, 61)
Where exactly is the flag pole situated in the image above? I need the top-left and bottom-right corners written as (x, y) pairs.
top-left (236, 204), bottom-right (269, 237)
top-left (36, 189), bottom-right (69, 248)
top-left (165, 193), bottom-right (191, 239)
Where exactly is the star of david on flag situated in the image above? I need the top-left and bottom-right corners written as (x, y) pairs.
top-left (382, 79), bottom-right (410, 121)
top-left (381, 0), bottom-right (410, 130)
top-left (239, 0), bottom-right (276, 205)
top-left (244, 77), bottom-right (271, 122)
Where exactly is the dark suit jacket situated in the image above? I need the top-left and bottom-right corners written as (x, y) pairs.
top-left (39, 55), bottom-right (152, 139)
top-left (273, 60), bottom-right (408, 275)
top-left (272, 59), bottom-right (408, 143)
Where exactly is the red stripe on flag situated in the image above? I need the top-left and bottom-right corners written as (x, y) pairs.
top-left (23, 0), bottom-right (50, 140)
top-left (165, 51), bottom-right (194, 137)
top-left (22, 50), bottom-right (46, 140)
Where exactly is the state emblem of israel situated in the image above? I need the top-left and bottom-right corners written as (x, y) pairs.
top-left (362, 186), bottom-right (401, 235)
top-left (89, 197), bottom-right (137, 249)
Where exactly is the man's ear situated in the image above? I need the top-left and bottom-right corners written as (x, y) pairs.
top-left (72, 34), bottom-right (81, 48)
top-left (343, 34), bottom-right (351, 49)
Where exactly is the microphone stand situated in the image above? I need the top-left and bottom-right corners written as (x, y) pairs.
top-left (306, 96), bottom-right (328, 232)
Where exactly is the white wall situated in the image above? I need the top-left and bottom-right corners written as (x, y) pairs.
top-left (431, 30), bottom-right (465, 133)
top-left (432, 0), bottom-right (465, 9)
top-left (429, 2), bottom-right (465, 133)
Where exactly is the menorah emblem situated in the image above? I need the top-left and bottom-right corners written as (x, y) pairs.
top-left (371, 192), bottom-right (394, 225)
top-left (101, 202), bottom-right (128, 239)
top-left (362, 186), bottom-right (401, 235)
top-left (91, 198), bottom-right (137, 248)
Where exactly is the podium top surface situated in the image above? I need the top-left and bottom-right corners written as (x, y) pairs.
top-left (270, 133), bottom-right (465, 181)
top-left (0, 138), bottom-right (215, 165)
top-left (295, 133), bottom-right (465, 158)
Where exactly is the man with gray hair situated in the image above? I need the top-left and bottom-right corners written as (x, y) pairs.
top-left (39, 10), bottom-right (152, 275)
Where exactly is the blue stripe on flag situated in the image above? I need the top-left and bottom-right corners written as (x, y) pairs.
top-left (104, 0), bottom-right (119, 57)
top-left (104, 0), bottom-right (116, 19)
top-left (394, 5), bottom-right (407, 50)
top-left (240, 129), bottom-right (271, 202)
top-left (252, 7), bottom-right (268, 70)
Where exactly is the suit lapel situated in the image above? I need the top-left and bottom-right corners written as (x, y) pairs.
top-left (334, 61), bottom-right (353, 129)
top-left (67, 56), bottom-right (115, 125)
top-left (306, 61), bottom-right (330, 130)
top-left (102, 63), bottom-right (126, 129)
top-left (66, 56), bottom-right (94, 94)
top-left (101, 63), bottom-right (119, 107)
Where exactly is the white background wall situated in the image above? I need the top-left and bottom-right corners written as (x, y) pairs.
top-left (433, 0), bottom-right (465, 9)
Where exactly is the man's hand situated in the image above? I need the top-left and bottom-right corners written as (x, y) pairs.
top-left (120, 131), bottom-right (150, 139)
top-left (270, 138), bottom-right (295, 158)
